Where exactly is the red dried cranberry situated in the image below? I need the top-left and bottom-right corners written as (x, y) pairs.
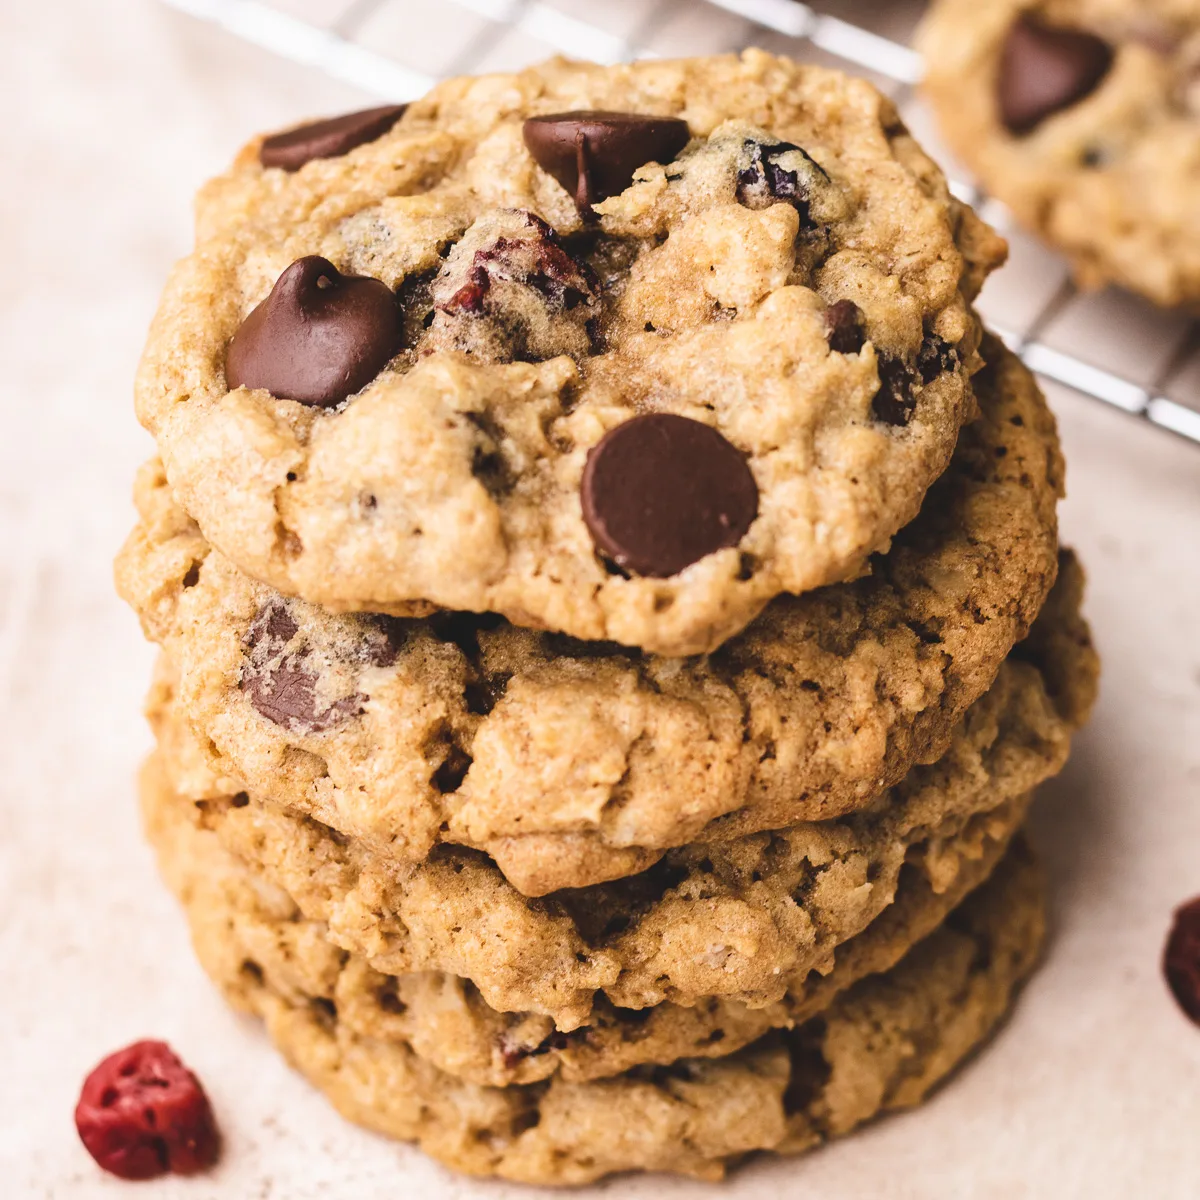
top-left (1164, 896), bottom-right (1200, 1025)
top-left (75, 1040), bottom-right (219, 1180)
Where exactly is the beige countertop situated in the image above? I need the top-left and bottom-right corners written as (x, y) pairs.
top-left (2, 2), bottom-right (1199, 1195)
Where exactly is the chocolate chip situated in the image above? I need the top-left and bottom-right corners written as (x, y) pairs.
top-left (736, 139), bottom-right (827, 226)
top-left (998, 15), bottom-right (1114, 135)
top-left (873, 336), bottom-right (958, 426)
top-left (226, 257), bottom-right (400, 408)
top-left (259, 105), bottom-right (407, 171)
top-left (919, 337), bottom-right (957, 383)
top-left (239, 601), bottom-right (366, 733)
top-left (523, 111), bottom-right (690, 217)
top-left (825, 300), bottom-right (865, 355)
top-left (582, 413), bottom-right (758, 578)
top-left (1164, 896), bottom-right (1200, 1025)
top-left (873, 357), bottom-right (918, 427)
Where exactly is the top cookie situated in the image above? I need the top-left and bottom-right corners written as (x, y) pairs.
top-left (920, 0), bottom-right (1200, 309)
top-left (135, 51), bottom-right (1005, 655)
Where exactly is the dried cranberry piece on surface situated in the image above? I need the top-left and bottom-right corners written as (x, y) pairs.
top-left (1164, 896), bottom-right (1200, 1025)
top-left (75, 1040), bottom-right (219, 1180)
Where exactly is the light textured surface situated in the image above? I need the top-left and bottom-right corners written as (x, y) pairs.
top-left (4, 1), bottom-right (1200, 1198)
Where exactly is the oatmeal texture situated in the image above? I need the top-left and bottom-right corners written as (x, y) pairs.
top-left (142, 563), bottom-right (1093, 1030)
top-left (144, 776), bottom-right (1046, 1185)
top-left (135, 51), bottom-right (1007, 654)
top-left (118, 338), bottom-right (1065, 895)
top-left (145, 744), bottom-right (1027, 1087)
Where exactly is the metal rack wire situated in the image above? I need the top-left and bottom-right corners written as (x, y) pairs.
top-left (161, 0), bottom-right (1200, 444)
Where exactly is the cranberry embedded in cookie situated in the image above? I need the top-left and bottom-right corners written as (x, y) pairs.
top-left (428, 210), bottom-right (598, 362)
top-left (581, 413), bottom-right (758, 578)
top-left (75, 1040), bottom-right (219, 1180)
top-left (523, 111), bottom-right (691, 217)
top-left (260, 104), bottom-right (408, 171)
top-left (225, 256), bottom-right (401, 407)
top-left (1164, 895), bottom-right (1200, 1025)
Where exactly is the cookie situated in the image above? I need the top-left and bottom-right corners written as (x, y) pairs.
top-left (144, 741), bottom-right (1028, 1087)
top-left (134, 51), bottom-right (1008, 656)
top-left (145, 767), bottom-right (1047, 1184)
top-left (919, 0), bottom-right (1200, 308)
top-left (117, 336), bottom-right (1065, 896)
top-left (142, 563), bottom-right (1092, 1031)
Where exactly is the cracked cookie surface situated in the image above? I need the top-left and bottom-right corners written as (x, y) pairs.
top-left (118, 337), bottom-right (1066, 895)
top-left (142, 563), bottom-right (1093, 1031)
top-left (920, 0), bottom-right (1200, 308)
top-left (145, 770), bottom-right (1046, 1185)
top-left (135, 51), bottom-right (1006, 655)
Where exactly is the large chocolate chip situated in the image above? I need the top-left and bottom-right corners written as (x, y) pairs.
top-left (581, 413), bottom-right (758, 579)
top-left (239, 601), bottom-right (366, 733)
top-left (523, 111), bottom-right (690, 217)
top-left (998, 15), bottom-right (1114, 135)
top-left (226, 256), bottom-right (400, 408)
top-left (1164, 896), bottom-right (1200, 1025)
top-left (260, 105), bottom-right (407, 171)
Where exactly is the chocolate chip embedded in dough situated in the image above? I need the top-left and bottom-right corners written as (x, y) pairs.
top-left (998, 16), bottom-right (1114, 135)
top-left (523, 111), bottom-right (690, 217)
top-left (260, 105), bottom-right (407, 171)
top-left (239, 601), bottom-right (366, 733)
top-left (226, 257), bottom-right (400, 408)
top-left (581, 413), bottom-right (758, 579)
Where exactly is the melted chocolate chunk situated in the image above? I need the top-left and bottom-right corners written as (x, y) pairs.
top-left (226, 257), bottom-right (400, 408)
top-left (239, 600), bottom-right (366, 733)
top-left (259, 105), bottom-right (407, 171)
top-left (736, 139), bottom-right (828, 227)
top-left (523, 111), bottom-right (690, 217)
top-left (998, 15), bottom-right (1114, 135)
top-left (582, 413), bottom-right (759, 578)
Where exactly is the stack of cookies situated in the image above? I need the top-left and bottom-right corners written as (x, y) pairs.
top-left (116, 52), bottom-right (1099, 1185)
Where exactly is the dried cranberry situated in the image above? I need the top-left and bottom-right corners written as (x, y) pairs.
top-left (1164, 896), bottom-right (1200, 1025)
top-left (75, 1040), bottom-right (219, 1180)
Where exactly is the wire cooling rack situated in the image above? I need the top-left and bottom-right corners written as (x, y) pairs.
top-left (161, 0), bottom-right (1200, 444)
